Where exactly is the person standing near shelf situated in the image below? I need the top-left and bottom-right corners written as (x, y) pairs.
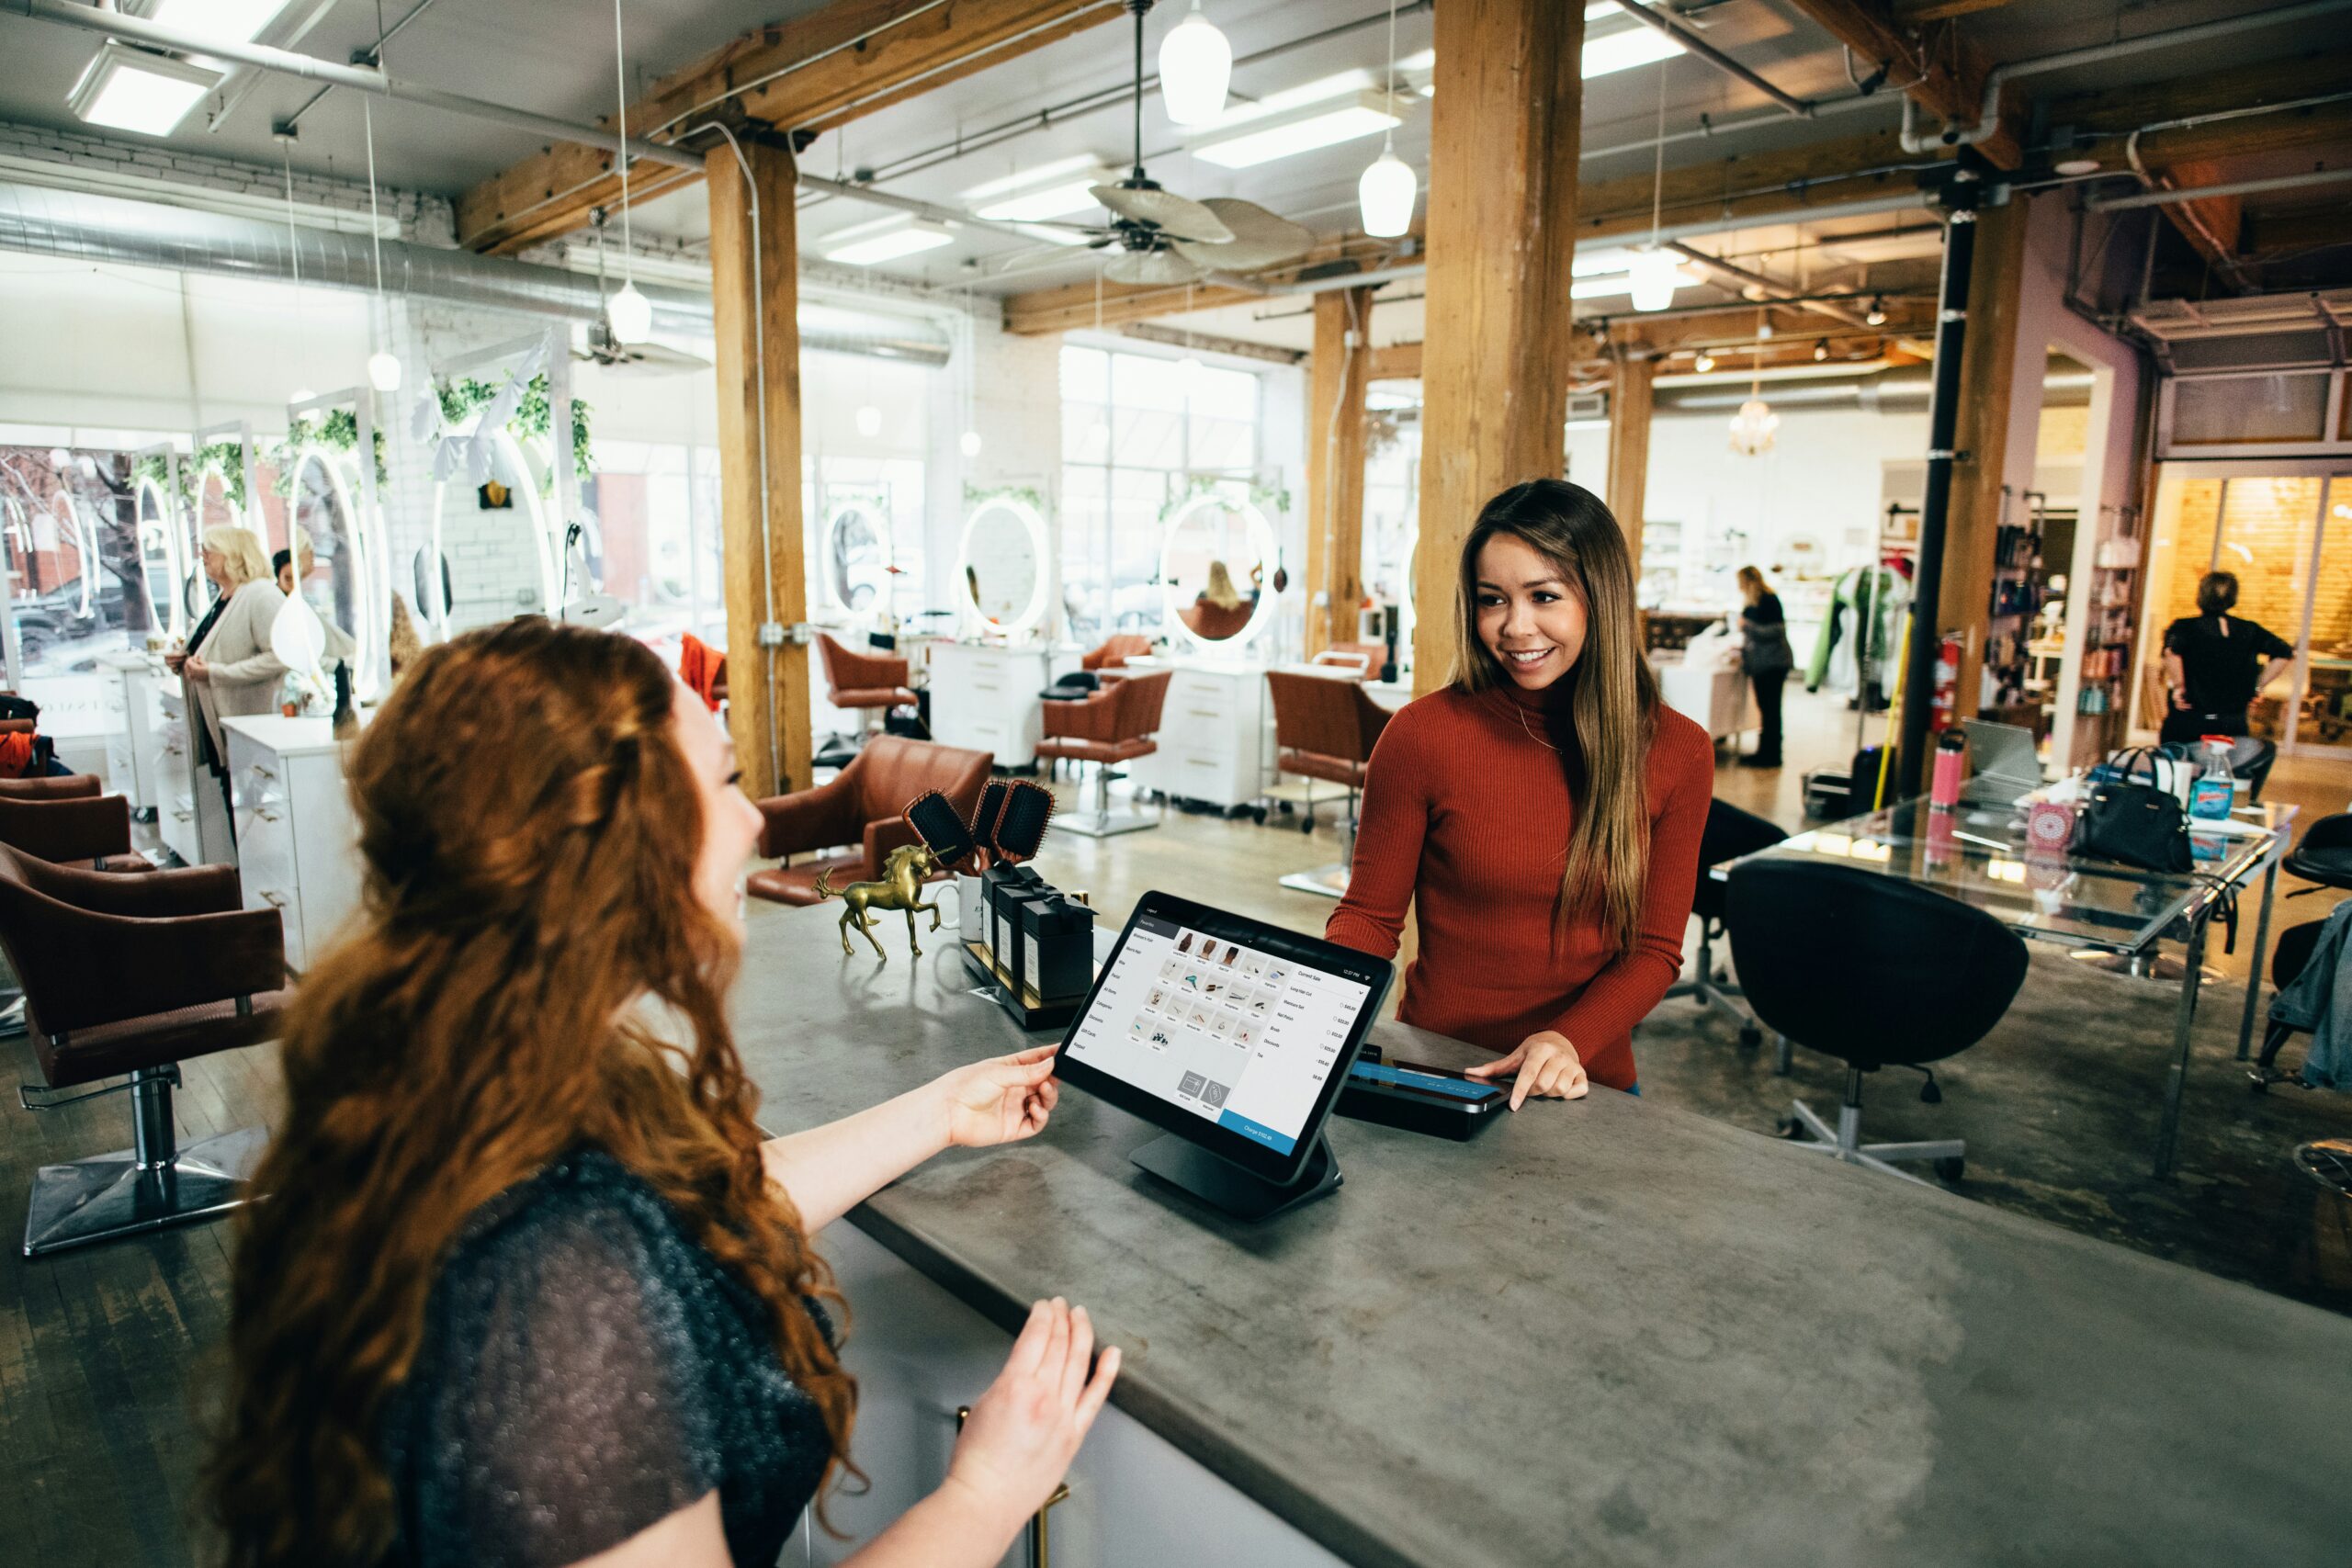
top-left (1326, 479), bottom-right (1713, 1104)
top-left (2160, 570), bottom-right (2293, 745)
top-left (1735, 565), bottom-right (1792, 769)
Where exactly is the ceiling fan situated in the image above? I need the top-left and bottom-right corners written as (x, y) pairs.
top-left (576, 209), bottom-right (712, 374)
top-left (1061, 0), bottom-right (1316, 287)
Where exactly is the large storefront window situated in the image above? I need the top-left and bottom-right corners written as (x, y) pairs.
top-left (1059, 345), bottom-right (1261, 641)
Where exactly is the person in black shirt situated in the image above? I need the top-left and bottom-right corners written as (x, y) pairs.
top-left (1736, 565), bottom-right (1792, 768)
top-left (2160, 570), bottom-right (2293, 745)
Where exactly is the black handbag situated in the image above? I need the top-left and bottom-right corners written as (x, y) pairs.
top-left (2072, 780), bottom-right (2192, 873)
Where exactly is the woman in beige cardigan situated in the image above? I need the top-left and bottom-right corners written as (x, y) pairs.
top-left (171, 525), bottom-right (286, 771)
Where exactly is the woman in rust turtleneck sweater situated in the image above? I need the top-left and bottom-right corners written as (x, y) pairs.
top-left (1328, 479), bottom-right (1713, 1103)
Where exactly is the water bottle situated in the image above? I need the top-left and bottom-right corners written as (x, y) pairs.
top-left (2188, 735), bottom-right (2234, 822)
top-left (1930, 728), bottom-right (1967, 809)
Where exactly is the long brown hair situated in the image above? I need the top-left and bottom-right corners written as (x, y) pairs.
top-left (1451, 479), bottom-right (1660, 954)
top-left (207, 619), bottom-right (853, 1566)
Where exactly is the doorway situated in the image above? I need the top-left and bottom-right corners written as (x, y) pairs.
top-left (2135, 461), bottom-right (2352, 757)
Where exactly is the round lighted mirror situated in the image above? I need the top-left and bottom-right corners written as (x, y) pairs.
top-left (429, 430), bottom-right (559, 633)
top-left (825, 501), bottom-right (889, 612)
top-left (958, 495), bottom-right (1048, 635)
top-left (1161, 491), bottom-right (1275, 651)
top-left (289, 446), bottom-right (374, 694)
top-left (135, 475), bottom-right (185, 642)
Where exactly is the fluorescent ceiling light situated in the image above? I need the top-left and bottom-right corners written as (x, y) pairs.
top-left (1394, 7), bottom-right (1680, 85)
top-left (974, 176), bottom-right (1112, 223)
top-left (1571, 266), bottom-right (1697, 300)
top-left (1192, 92), bottom-right (1405, 170)
top-left (823, 220), bottom-right (956, 266)
top-left (150, 0), bottom-right (295, 46)
top-left (1014, 223), bottom-right (1092, 248)
top-left (67, 40), bottom-right (220, 138)
top-left (1583, 24), bottom-right (1685, 78)
top-left (961, 154), bottom-right (1104, 202)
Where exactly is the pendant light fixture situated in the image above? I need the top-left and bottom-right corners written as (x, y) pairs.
top-left (1159, 0), bottom-right (1232, 127)
top-left (1629, 59), bottom-right (1679, 313)
top-left (1728, 308), bottom-right (1779, 457)
top-left (1356, 0), bottom-right (1414, 238)
top-left (279, 139), bottom-right (318, 405)
top-left (362, 97), bottom-right (401, 392)
top-left (605, 0), bottom-right (653, 345)
top-left (959, 279), bottom-right (982, 458)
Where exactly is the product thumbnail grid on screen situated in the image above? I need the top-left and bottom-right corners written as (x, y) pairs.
top-left (1067, 915), bottom-right (1369, 1156)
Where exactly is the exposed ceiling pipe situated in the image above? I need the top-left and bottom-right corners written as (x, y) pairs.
top-left (1665, 241), bottom-right (1873, 332)
top-left (6, 0), bottom-right (702, 172)
top-left (0, 180), bottom-right (952, 365)
top-left (1614, 1), bottom-right (1811, 118)
top-left (1897, 0), bottom-right (2352, 152)
top-left (2089, 164), bottom-right (2352, 212)
top-left (1660, 367), bottom-right (2095, 412)
top-left (795, 170), bottom-right (1089, 250)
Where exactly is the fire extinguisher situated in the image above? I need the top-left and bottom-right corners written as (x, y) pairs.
top-left (1929, 633), bottom-right (1962, 731)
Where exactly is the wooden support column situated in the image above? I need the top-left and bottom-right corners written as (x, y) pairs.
top-left (1939, 193), bottom-right (2030, 725)
top-left (1306, 287), bottom-right (1375, 658)
top-left (707, 138), bottom-right (809, 800)
top-left (1409, 0), bottom-right (1586, 694)
top-left (1605, 354), bottom-right (1655, 566)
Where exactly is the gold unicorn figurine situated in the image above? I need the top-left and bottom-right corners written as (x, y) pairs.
top-left (815, 843), bottom-right (944, 960)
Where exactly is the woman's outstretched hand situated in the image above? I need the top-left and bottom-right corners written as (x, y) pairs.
top-left (933, 1043), bottom-right (1061, 1149)
top-left (1466, 1030), bottom-right (1589, 1110)
top-left (944, 1299), bottom-right (1119, 1535)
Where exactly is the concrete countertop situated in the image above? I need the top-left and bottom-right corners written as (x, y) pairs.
top-left (733, 899), bottom-right (2351, 1568)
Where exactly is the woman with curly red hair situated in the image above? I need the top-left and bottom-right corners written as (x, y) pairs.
top-left (209, 618), bottom-right (1115, 1568)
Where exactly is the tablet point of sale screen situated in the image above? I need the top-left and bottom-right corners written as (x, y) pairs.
top-left (1068, 913), bottom-right (1369, 1156)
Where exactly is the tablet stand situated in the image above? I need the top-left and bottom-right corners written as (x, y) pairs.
top-left (1130, 1131), bottom-right (1341, 1223)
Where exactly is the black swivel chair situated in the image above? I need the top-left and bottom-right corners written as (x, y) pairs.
top-left (2249, 918), bottom-right (2331, 1091)
top-left (2284, 812), bottom-right (2352, 897)
top-left (1664, 799), bottom-right (1787, 1046)
top-left (1726, 858), bottom-right (2030, 1186)
top-left (2228, 736), bottom-right (2277, 803)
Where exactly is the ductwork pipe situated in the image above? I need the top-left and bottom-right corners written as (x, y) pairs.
top-left (0, 181), bottom-right (951, 365)
top-left (1658, 367), bottom-right (2094, 412)
top-left (1900, 0), bottom-right (2352, 152)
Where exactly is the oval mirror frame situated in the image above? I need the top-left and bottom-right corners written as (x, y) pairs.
top-left (1159, 491), bottom-right (1277, 654)
top-left (957, 494), bottom-right (1050, 637)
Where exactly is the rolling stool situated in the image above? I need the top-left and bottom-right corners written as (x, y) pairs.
top-left (1664, 799), bottom-right (1786, 1046)
top-left (1727, 857), bottom-right (2029, 1186)
top-left (2283, 811), bottom-right (2352, 897)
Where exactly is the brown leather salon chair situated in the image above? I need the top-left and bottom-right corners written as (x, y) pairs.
top-left (0, 843), bottom-right (288, 1257)
top-left (817, 634), bottom-right (921, 758)
top-left (0, 776), bottom-right (153, 872)
top-left (748, 735), bottom-right (992, 907)
top-left (1266, 671), bottom-right (1393, 897)
top-left (1082, 635), bottom-right (1153, 672)
top-left (1038, 671), bottom-right (1171, 838)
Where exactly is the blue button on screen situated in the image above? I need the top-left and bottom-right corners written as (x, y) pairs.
top-left (1215, 1110), bottom-right (1297, 1155)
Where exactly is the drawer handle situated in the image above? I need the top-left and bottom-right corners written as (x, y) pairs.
top-left (258, 891), bottom-right (287, 908)
top-left (1187, 707), bottom-right (1220, 718)
top-left (1186, 758), bottom-right (1216, 769)
top-left (171, 809), bottom-right (193, 822)
top-left (254, 808), bottom-right (282, 823)
top-left (251, 765), bottom-right (277, 782)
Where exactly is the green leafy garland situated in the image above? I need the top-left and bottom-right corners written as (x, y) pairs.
top-left (962, 481), bottom-right (1048, 514)
top-left (267, 407), bottom-right (390, 495)
top-left (1155, 471), bottom-right (1292, 525)
top-left (132, 440), bottom-right (248, 509)
top-left (435, 373), bottom-right (594, 490)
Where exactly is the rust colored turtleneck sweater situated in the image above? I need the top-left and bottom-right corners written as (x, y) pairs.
top-left (1326, 680), bottom-right (1713, 1091)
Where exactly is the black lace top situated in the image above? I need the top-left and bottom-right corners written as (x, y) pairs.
top-left (380, 1150), bottom-right (831, 1568)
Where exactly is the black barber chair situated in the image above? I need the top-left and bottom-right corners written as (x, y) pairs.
top-left (1663, 799), bottom-right (1786, 1045)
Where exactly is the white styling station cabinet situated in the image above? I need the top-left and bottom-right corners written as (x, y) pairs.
top-left (96, 650), bottom-right (170, 817)
top-left (221, 716), bottom-right (362, 973)
top-left (927, 642), bottom-right (1077, 771)
top-left (153, 681), bottom-right (234, 869)
top-left (1125, 659), bottom-right (1270, 812)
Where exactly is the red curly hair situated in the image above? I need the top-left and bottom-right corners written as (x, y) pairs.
top-left (207, 619), bottom-right (853, 1566)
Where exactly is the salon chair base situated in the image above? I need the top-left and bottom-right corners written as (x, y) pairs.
top-left (1279, 864), bottom-right (1351, 898)
top-left (24, 1067), bottom-right (266, 1258)
top-left (1057, 765), bottom-right (1161, 839)
top-left (2066, 949), bottom-right (2222, 985)
top-left (1778, 1068), bottom-right (1963, 1190)
top-left (1664, 928), bottom-right (1764, 1046)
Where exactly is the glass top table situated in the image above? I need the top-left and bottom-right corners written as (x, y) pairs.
top-left (1714, 794), bottom-right (2300, 1179)
top-left (1716, 795), bottom-right (2296, 956)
